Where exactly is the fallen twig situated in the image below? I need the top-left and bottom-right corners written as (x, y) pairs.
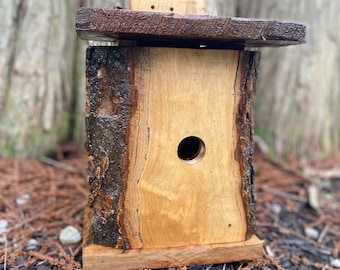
top-left (317, 224), bottom-right (329, 243)
top-left (258, 222), bottom-right (333, 254)
top-left (260, 185), bottom-right (308, 203)
top-left (4, 233), bottom-right (7, 270)
top-left (40, 156), bottom-right (76, 172)
top-left (304, 167), bottom-right (340, 179)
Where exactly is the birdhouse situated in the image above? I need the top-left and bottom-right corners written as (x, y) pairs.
top-left (76, 2), bottom-right (305, 269)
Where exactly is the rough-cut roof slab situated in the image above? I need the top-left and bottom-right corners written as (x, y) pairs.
top-left (76, 8), bottom-right (306, 48)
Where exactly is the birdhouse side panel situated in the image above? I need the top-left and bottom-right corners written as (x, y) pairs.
top-left (234, 51), bottom-right (260, 239)
top-left (84, 46), bottom-right (136, 249)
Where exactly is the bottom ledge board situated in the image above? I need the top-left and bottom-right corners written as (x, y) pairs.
top-left (83, 236), bottom-right (263, 270)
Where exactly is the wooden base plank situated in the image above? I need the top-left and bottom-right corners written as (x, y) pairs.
top-left (83, 236), bottom-right (263, 270)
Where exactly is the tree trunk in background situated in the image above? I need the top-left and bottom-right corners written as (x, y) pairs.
top-left (0, 0), bottom-right (80, 157)
top-left (238, 0), bottom-right (340, 158)
top-left (0, 0), bottom-right (129, 158)
top-left (204, 0), bottom-right (236, 16)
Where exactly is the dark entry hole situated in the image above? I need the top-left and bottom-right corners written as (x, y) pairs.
top-left (177, 136), bottom-right (205, 164)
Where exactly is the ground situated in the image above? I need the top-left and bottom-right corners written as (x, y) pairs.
top-left (0, 143), bottom-right (339, 270)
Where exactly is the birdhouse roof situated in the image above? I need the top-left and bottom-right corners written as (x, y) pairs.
top-left (76, 8), bottom-right (306, 49)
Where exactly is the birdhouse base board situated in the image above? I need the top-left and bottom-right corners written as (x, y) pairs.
top-left (83, 236), bottom-right (263, 270)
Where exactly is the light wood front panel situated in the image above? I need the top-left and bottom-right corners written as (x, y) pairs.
top-left (124, 47), bottom-right (247, 248)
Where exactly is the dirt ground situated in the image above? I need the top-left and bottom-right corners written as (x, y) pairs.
top-left (0, 143), bottom-right (339, 270)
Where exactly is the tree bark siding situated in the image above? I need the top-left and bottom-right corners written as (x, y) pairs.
top-left (238, 0), bottom-right (340, 158)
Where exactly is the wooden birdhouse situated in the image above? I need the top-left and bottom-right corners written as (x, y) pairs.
top-left (76, 1), bottom-right (305, 269)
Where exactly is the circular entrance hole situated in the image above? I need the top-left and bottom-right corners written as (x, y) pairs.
top-left (177, 136), bottom-right (205, 164)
